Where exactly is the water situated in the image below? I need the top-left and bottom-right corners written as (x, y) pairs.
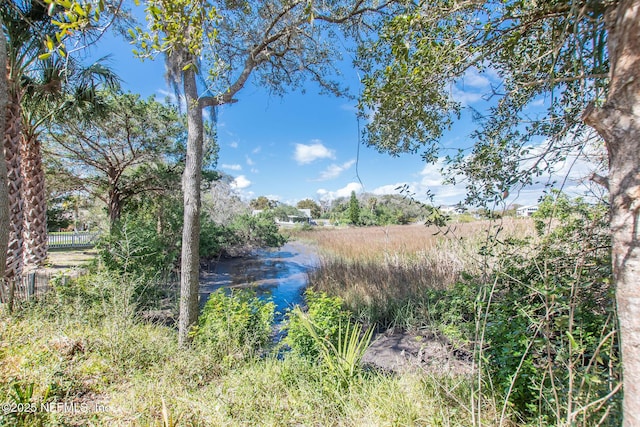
top-left (198, 241), bottom-right (319, 320)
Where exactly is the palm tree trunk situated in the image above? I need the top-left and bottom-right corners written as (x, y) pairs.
top-left (20, 133), bottom-right (47, 270)
top-left (0, 16), bottom-right (10, 284)
top-left (3, 65), bottom-right (23, 281)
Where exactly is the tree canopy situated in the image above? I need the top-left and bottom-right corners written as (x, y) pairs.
top-left (45, 91), bottom-right (186, 228)
top-left (358, 0), bottom-right (610, 205)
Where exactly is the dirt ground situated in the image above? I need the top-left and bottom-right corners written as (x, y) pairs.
top-left (45, 249), bottom-right (97, 274)
top-left (362, 329), bottom-right (473, 376)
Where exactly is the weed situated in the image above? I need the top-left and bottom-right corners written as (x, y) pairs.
top-left (284, 289), bottom-right (349, 360)
top-left (289, 306), bottom-right (373, 388)
top-left (194, 289), bottom-right (275, 364)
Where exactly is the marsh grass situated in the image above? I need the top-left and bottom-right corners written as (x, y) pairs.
top-left (294, 220), bottom-right (532, 262)
top-left (295, 220), bottom-right (534, 329)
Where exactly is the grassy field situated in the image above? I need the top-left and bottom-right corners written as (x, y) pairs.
top-left (0, 224), bottom-right (503, 426)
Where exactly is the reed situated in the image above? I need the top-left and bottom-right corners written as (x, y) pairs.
top-left (294, 219), bottom-right (535, 328)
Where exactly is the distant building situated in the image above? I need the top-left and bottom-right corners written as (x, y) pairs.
top-left (517, 205), bottom-right (539, 217)
top-left (297, 209), bottom-right (312, 219)
top-left (278, 208), bottom-right (312, 225)
top-left (440, 205), bottom-right (466, 215)
top-left (255, 208), bottom-right (313, 225)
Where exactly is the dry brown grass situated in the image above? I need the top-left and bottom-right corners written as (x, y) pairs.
top-left (293, 219), bottom-right (536, 328)
top-left (296, 219), bottom-right (532, 262)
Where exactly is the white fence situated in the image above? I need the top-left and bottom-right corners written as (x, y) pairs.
top-left (48, 231), bottom-right (100, 249)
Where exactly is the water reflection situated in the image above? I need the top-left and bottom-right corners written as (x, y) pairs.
top-left (199, 241), bottom-right (319, 320)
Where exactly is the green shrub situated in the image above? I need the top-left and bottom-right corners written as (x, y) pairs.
top-left (422, 277), bottom-right (479, 342)
top-left (98, 215), bottom-right (179, 280)
top-left (475, 199), bottom-right (621, 425)
top-left (200, 213), bottom-right (287, 258)
top-left (194, 289), bottom-right (275, 363)
top-left (289, 306), bottom-right (373, 388)
top-left (285, 290), bottom-right (350, 360)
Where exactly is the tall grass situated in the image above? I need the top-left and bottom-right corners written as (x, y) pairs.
top-left (295, 215), bottom-right (621, 425)
top-left (295, 220), bottom-right (534, 329)
top-left (295, 220), bottom-right (532, 262)
top-left (0, 267), bottom-right (484, 426)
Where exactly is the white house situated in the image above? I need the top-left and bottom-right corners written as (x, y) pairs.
top-left (440, 205), bottom-right (466, 215)
top-left (516, 205), bottom-right (539, 217)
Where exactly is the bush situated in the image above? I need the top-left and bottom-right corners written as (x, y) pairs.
top-left (98, 215), bottom-right (179, 280)
top-left (200, 213), bottom-right (287, 258)
top-left (194, 289), bottom-right (275, 363)
top-left (475, 200), bottom-right (620, 425)
top-left (285, 290), bottom-right (350, 360)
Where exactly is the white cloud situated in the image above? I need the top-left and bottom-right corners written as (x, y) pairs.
top-left (371, 183), bottom-right (409, 196)
top-left (371, 179), bottom-right (467, 206)
top-left (229, 141), bottom-right (239, 148)
top-left (419, 162), bottom-right (448, 187)
top-left (252, 146), bottom-right (262, 154)
top-left (451, 67), bottom-right (501, 106)
top-left (513, 134), bottom-right (606, 203)
top-left (368, 160), bottom-right (466, 206)
top-left (246, 156), bottom-right (255, 166)
top-left (451, 85), bottom-right (484, 105)
top-left (230, 175), bottom-right (251, 190)
top-left (317, 160), bottom-right (356, 181)
top-left (364, 132), bottom-right (605, 209)
top-left (317, 182), bottom-right (363, 201)
top-left (462, 68), bottom-right (491, 89)
top-left (221, 164), bottom-right (242, 171)
top-left (294, 142), bottom-right (335, 164)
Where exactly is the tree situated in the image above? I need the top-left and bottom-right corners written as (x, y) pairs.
top-left (358, 0), bottom-right (639, 423)
top-left (1, 0), bottom-right (117, 277)
top-left (0, 15), bottom-right (9, 283)
top-left (348, 190), bottom-right (360, 225)
top-left (250, 196), bottom-right (277, 211)
top-left (1, 0), bottom-right (31, 280)
top-left (133, 0), bottom-right (401, 346)
top-left (203, 174), bottom-right (249, 226)
top-left (367, 196), bottom-right (377, 214)
top-left (272, 203), bottom-right (301, 223)
top-left (46, 91), bottom-right (185, 231)
top-left (133, 0), bottom-right (219, 347)
top-left (20, 56), bottom-right (119, 269)
top-left (296, 199), bottom-right (321, 219)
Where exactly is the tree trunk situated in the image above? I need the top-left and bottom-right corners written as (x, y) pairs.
top-left (20, 134), bottom-right (47, 270)
top-left (178, 64), bottom-right (204, 347)
top-left (108, 186), bottom-right (122, 232)
top-left (0, 17), bottom-right (9, 283)
top-left (3, 65), bottom-right (23, 281)
top-left (583, 0), bottom-right (640, 424)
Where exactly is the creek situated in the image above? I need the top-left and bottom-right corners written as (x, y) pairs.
top-left (198, 241), bottom-right (319, 321)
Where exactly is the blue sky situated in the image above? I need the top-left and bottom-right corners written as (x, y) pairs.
top-left (84, 19), bottom-right (599, 209)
